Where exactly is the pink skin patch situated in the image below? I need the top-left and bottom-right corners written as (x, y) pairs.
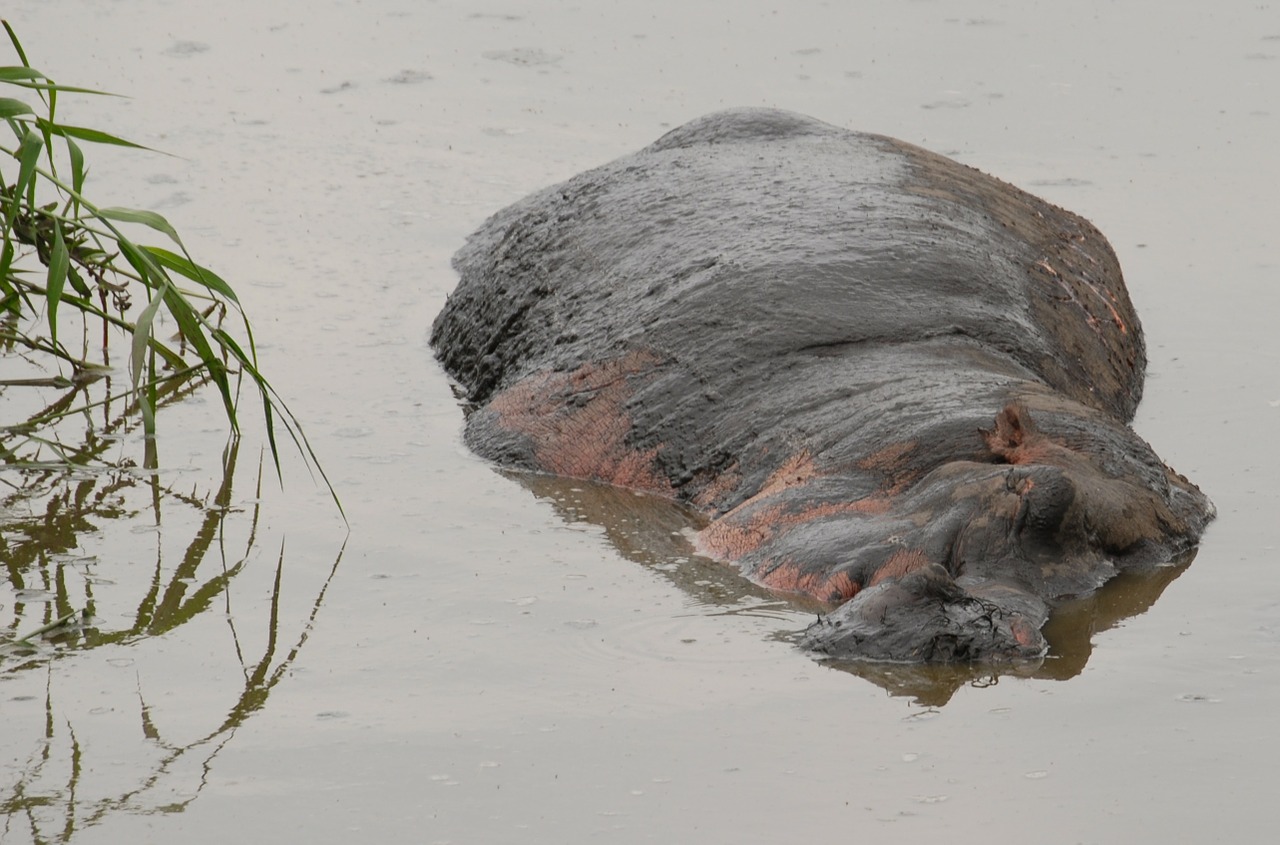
top-left (755, 547), bottom-right (936, 605)
top-left (855, 440), bottom-right (923, 501)
top-left (755, 451), bottom-right (819, 499)
top-left (695, 442), bottom-right (925, 596)
top-left (689, 461), bottom-right (744, 513)
top-left (757, 561), bottom-right (860, 604)
top-left (867, 548), bottom-right (932, 587)
top-left (697, 497), bottom-right (892, 566)
top-left (486, 350), bottom-right (674, 494)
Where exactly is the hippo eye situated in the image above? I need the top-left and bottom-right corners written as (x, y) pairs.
top-left (1010, 468), bottom-right (1076, 545)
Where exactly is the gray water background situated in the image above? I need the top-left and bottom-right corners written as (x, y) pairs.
top-left (2, 1), bottom-right (1277, 842)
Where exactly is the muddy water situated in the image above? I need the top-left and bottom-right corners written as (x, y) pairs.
top-left (2, 0), bottom-right (1276, 842)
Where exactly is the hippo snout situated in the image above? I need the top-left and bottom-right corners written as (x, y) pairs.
top-left (800, 564), bottom-right (1048, 664)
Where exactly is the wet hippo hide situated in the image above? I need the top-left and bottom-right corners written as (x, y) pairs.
top-left (431, 108), bottom-right (1214, 664)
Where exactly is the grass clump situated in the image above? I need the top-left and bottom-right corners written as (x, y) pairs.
top-left (0, 22), bottom-right (333, 507)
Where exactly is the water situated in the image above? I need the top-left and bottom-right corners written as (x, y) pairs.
top-left (2, 1), bottom-right (1277, 842)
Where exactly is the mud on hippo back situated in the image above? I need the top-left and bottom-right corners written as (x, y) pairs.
top-left (431, 108), bottom-right (1214, 665)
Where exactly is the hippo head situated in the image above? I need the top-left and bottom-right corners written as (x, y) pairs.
top-left (800, 561), bottom-right (1050, 663)
top-left (793, 403), bottom-right (1213, 664)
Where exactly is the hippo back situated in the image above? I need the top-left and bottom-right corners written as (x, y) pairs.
top-left (434, 108), bottom-right (1143, 424)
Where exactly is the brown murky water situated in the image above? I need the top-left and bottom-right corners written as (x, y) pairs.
top-left (2, 1), bottom-right (1277, 842)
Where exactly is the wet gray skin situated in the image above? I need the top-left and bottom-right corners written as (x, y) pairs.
top-left (796, 430), bottom-right (1204, 662)
top-left (431, 108), bottom-right (1214, 664)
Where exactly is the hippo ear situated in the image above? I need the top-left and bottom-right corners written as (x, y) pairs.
top-left (982, 403), bottom-right (1040, 461)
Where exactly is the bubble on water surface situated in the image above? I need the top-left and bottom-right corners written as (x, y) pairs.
top-left (164, 41), bottom-right (209, 57)
top-left (482, 48), bottom-right (561, 66)
top-left (385, 69), bottom-right (432, 84)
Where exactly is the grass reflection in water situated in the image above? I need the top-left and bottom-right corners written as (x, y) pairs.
top-left (1, 425), bottom-right (343, 840)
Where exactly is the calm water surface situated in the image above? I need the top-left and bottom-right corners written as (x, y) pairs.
top-left (2, 1), bottom-right (1277, 842)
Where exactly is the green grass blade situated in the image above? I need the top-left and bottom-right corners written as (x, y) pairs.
top-left (45, 221), bottom-right (69, 346)
top-left (44, 64), bottom-right (56, 126)
top-left (0, 96), bottom-right (33, 118)
top-left (210, 326), bottom-right (344, 520)
top-left (17, 126), bottom-right (42, 163)
top-left (131, 283), bottom-right (167, 393)
top-left (138, 356), bottom-right (156, 436)
top-left (14, 126), bottom-right (43, 208)
top-left (261, 391), bottom-right (281, 478)
top-left (160, 283), bottom-right (237, 427)
top-left (99, 206), bottom-right (183, 246)
top-left (0, 78), bottom-right (113, 95)
top-left (65, 265), bottom-right (90, 297)
top-left (2, 22), bottom-right (32, 68)
top-left (0, 238), bottom-right (16, 310)
top-left (0, 67), bottom-right (43, 81)
top-left (116, 237), bottom-right (162, 287)
top-left (38, 119), bottom-right (151, 150)
top-left (143, 245), bottom-right (240, 303)
top-left (67, 136), bottom-right (85, 197)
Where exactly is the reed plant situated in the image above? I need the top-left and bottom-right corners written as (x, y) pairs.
top-left (0, 22), bottom-right (332, 507)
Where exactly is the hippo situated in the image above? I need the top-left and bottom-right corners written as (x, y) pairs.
top-left (432, 108), bottom-right (1214, 664)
